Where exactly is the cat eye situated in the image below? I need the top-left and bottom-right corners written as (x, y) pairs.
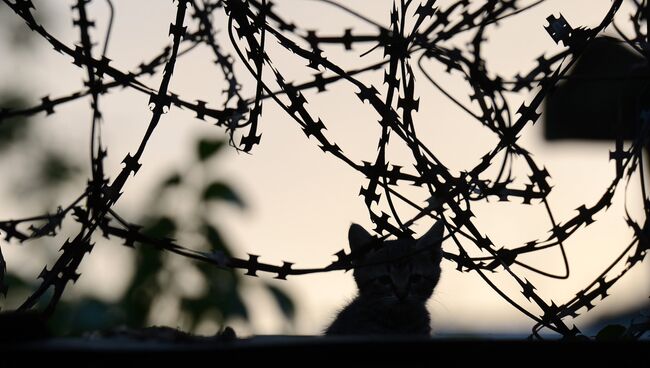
top-left (378, 275), bottom-right (391, 285)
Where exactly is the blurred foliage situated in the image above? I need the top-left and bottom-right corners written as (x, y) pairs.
top-left (0, 105), bottom-right (296, 335)
top-left (595, 324), bottom-right (629, 340)
top-left (0, 5), bottom-right (295, 334)
top-left (197, 138), bottom-right (226, 161)
top-left (0, 3), bottom-right (35, 49)
top-left (203, 181), bottom-right (245, 208)
top-left (0, 94), bottom-right (30, 152)
top-left (108, 141), bottom-right (296, 334)
top-left (37, 151), bottom-right (81, 187)
top-left (593, 311), bottom-right (650, 341)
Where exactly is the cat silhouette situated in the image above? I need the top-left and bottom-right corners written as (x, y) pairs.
top-left (325, 221), bottom-right (444, 335)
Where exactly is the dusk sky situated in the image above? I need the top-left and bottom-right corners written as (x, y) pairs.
top-left (0, 0), bottom-right (648, 336)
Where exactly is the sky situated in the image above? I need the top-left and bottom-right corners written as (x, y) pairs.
top-left (0, 0), bottom-right (648, 336)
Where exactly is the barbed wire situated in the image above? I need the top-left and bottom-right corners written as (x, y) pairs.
top-left (0, 0), bottom-right (648, 339)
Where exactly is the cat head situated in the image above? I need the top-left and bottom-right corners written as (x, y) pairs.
top-left (348, 221), bottom-right (444, 305)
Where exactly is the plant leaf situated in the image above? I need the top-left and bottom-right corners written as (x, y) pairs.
top-left (162, 172), bottom-right (182, 187)
top-left (0, 247), bottom-right (7, 298)
top-left (596, 324), bottom-right (627, 340)
top-left (202, 181), bottom-right (244, 208)
top-left (0, 94), bottom-right (30, 152)
top-left (197, 138), bottom-right (225, 161)
top-left (39, 151), bottom-right (80, 186)
top-left (143, 216), bottom-right (177, 238)
top-left (266, 284), bottom-right (295, 320)
top-left (202, 223), bottom-right (231, 256)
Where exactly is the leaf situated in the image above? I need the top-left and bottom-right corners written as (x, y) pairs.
top-left (120, 242), bottom-right (165, 326)
top-left (227, 290), bottom-right (249, 320)
top-left (197, 138), bottom-right (225, 161)
top-left (595, 324), bottom-right (627, 340)
top-left (202, 181), bottom-right (245, 208)
top-left (49, 298), bottom-right (123, 336)
top-left (212, 283), bottom-right (248, 321)
top-left (143, 216), bottom-right (177, 238)
top-left (0, 247), bottom-right (7, 298)
top-left (181, 296), bottom-right (212, 319)
top-left (266, 284), bottom-right (295, 320)
top-left (0, 94), bottom-right (30, 152)
top-left (202, 223), bottom-right (232, 256)
top-left (38, 151), bottom-right (80, 186)
top-left (162, 172), bottom-right (182, 187)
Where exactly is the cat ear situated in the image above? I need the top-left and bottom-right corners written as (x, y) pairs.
top-left (416, 220), bottom-right (444, 250)
top-left (348, 223), bottom-right (373, 251)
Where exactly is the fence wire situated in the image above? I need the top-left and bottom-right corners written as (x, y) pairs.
top-left (0, 0), bottom-right (648, 339)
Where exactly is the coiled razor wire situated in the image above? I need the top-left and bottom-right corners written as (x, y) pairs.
top-left (0, 0), bottom-right (648, 338)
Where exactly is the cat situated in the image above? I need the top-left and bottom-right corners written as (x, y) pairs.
top-left (325, 221), bottom-right (444, 336)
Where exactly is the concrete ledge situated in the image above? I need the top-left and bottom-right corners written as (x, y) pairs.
top-left (1, 336), bottom-right (648, 367)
